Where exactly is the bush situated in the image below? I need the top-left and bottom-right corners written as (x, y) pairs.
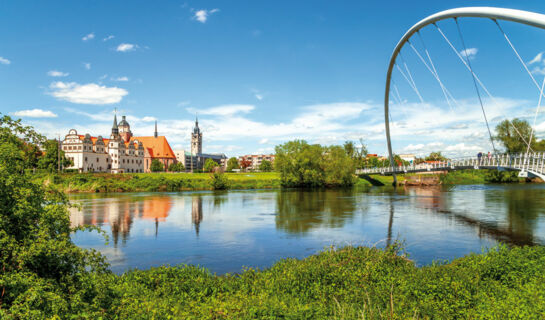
top-left (150, 159), bottom-right (164, 172)
top-left (168, 162), bottom-right (185, 172)
top-left (204, 158), bottom-right (219, 172)
top-left (210, 172), bottom-right (230, 190)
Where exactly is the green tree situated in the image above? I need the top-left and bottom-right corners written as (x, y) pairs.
top-left (150, 159), bottom-right (164, 172)
top-left (259, 160), bottom-right (273, 172)
top-left (168, 162), bottom-right (185, 172)
top-left (37, 139), bottom-right (72, 172)
top-left (210, 172), bottom-right (230, 190)
top-left (1, 115), bottom-right (45, 170)
top-left (494, 118), bottom-right (536, 153)
top-left (204, 158), bottom-right (219, 172)
top-left (274, 140), bottom-right (355, 188)
top-left (425, 151), bottom-right (447, 161)
top-left (0, 115), bottom-right (108, 318)
top-left (226, 157), bottom-right (240, 172)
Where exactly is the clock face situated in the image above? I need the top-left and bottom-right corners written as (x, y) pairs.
top-left (69, 129), bottom-right (77, 135)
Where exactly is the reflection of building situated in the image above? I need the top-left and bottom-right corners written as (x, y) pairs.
top-left (70, 195), bottom-right (173, 246)
top-left (174, 117), bottom-right (227, 171)
top-left (238, 154), bottom-right (275, 171)
top-left (191, 196), bottom-right (203, 236)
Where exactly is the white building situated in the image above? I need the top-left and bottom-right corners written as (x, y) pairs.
top-left (238, 154), bottom-right (275, 171)
top-left (62, 114), bottom-right (145, 173)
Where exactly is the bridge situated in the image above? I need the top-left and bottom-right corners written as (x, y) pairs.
top-left (369, 7), bottom-right (545, 184)
top-left (357, 152), bottom-right (545, 181)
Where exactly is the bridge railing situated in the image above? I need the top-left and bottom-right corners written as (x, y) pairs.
top-left (356, 152), bottom-right (545, 175)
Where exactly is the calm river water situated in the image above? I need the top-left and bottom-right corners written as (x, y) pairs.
top-left (69, 184), bottom-right (545, 274)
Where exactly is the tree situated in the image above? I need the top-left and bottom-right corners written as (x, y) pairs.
top-left (150, 159), bottom-right (164, 172)
top-left (226, 157), bottom-right (240, 172)
top-left (259, 160), bottom-right (273, 172)
top-left (240, 158), bottom-right (252, 171)
top-left (0, 115), bottom-right (108, 317)
top-left (37, 139), bottom-right (72, 172)
top-left (204, 158), bottom-right (219, 172)
top-left (425, 151), bottom-right (447, 162)
top-left (274, 140), bottom-right (355, 188)
top-left (168, 162), bottom-right (185, 172)
top-left (0, 115), bottom-right (45, 170)
top-left (494, 118), bottom-right (536, 153)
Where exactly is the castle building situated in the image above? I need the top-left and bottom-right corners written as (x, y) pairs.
top-left (174, 117), bottom-right (226, 171)
top-left (62, 113), bottom-right (145, 173)
top-left (62, 113), bottom-right (178, 173)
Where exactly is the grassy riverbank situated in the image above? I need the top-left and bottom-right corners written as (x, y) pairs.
top-left (75, 245), bottom-right (545, 319)
top-left (33, 172), bottom-right (282, 193)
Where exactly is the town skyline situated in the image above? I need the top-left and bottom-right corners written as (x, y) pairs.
top-left (3, 0), bottom-right (545, 157)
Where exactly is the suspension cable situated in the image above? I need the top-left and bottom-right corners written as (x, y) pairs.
top-left (435, 22), bottom-right (535, 152)
top-left (408, 40), bottom-right (454, 110)
top-left (399, 52), bottom-right (425, 103)
top-left (391, 80), bottom-right (410, 119)
top-left (454, 18), bottom-right (498, 154)
top-left (525, 75), bottom-right (545, 169)
top-left (494, 19), bottom-right (545, 99)
top-left (395, 63), bottom-right (424, 103)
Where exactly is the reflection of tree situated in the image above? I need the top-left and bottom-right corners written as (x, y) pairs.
top-left (192, 196), bottom-right (203, 236)
top-left (212, 191), bottom-right (228, 208)
top-left (275, 190), bottom-right (356, 234)
top-left (69, 195), bottom-right (173, 247)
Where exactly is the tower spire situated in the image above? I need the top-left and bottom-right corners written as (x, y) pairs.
top-left (111, 108), bottom-right (119, 135)
top-left (154, 120), bottom-right (158, 138)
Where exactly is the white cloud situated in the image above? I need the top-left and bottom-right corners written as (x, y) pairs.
top-left (83, 62), bottom-right (91, 70)
top-left (459, 48), bottom-right (478, 60)
top-left (259, 138), bottom-right (269, 144)
top-left (116, 43), bottom-right (137, 52)
top-left (0, 56), bottom-right (11, 65)
top-left (194, 8), bottom-right (219, 23)
top-left (529, 52), bottom-right (543, 65)
top-left (49, 81), bottom-right (128, 105)
top-left (103, 35), bottom-right (115, 41)
top-left (177, 101), bottom-right (191, 107)
top-left (112, 76), bottom-right (129, 81)
top-left (187, 104), bottom-right (255, 116)
top-left (255, 93), bottom-right (263, 100)
top-left (82, 33), bottom-right (95, 41)
top-left (47, 70), bottom-right (69, 77)
top-left (141, 116), bottom-right (157, 122)
top-left (531, 66), bottom-right (545, 75)
top-left (12, 108), bottom-right (57, 118)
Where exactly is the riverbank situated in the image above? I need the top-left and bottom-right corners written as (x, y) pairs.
top-left (34, 172), bottom-right (282, 193)
top-left (82, 245), bottom-right (545, 319)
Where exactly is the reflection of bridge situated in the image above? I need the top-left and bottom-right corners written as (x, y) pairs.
top-left (358, 152), bottom-right (545, 181)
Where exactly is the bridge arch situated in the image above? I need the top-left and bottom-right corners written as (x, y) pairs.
top-left (385, 7), bottom-right (545, 184)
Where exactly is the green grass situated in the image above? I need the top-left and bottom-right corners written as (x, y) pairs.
top-left (85, 244), bottom-right (545, 319)
top-left (33, 172), bottom-right (281, 193)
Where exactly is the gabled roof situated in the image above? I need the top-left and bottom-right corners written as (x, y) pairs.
top-left (78, 135), bottom-right (141, 148)
top-left (130, 136), bottom-right (176, 159)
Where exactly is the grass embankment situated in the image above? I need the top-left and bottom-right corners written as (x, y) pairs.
top-left (34, 172), bottom-right (281, 193)
top-left (94, 245), bottom-right (545, 319)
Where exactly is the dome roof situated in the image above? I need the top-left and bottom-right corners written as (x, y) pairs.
top-left (118, 115), bottom-right (130, 126)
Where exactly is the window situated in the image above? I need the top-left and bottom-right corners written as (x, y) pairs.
top-left (79, 146), bottom-right (82, 150)
top-left (96, 158), bottom-right (99, 162)
top-left (84, 157), bottom-right (88, 162)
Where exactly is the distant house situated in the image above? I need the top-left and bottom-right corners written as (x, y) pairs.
top-left (238, 154), bottom-right (275, 171)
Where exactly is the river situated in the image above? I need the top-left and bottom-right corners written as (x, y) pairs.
top-left (69, 184), bottom-right (545, 274)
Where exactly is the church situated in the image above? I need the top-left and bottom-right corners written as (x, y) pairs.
top-left (62, 113), bottom-right (177, 173)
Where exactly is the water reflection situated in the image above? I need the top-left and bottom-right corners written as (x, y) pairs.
top-left (275, 189), bottom-right (357, 234)
top-left (68, 185), bottom-right (545, 274)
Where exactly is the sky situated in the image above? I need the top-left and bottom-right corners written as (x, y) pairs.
top-left (3, 0), bottom-right (545, 157)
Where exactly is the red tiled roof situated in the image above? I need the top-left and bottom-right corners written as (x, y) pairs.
top-left (130, 136), bottom-right (176, 159)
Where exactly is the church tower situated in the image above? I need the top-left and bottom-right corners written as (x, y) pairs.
top-left (118, 116), bottom-right (132, 143)
top-left (191, 116), bottom-right (202, 155)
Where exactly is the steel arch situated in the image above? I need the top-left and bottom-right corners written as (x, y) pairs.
top-left (384, 7), bottom-right (545, 185)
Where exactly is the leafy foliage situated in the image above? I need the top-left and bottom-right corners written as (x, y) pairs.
top-left (210, 172), bottom-right (230, 190)
top-left (258, 159), bottom-right (273, 172)
top-left (37, 139), bottom-right (72, 172)
top-left (168, 162), bottom-right (185, 172)
top-left (226, 157), bottom-right (240, 172)
top-left (150, 159), bottom-right (164, 172)
top-left (274, 140), bottom-right (355, 188)
top-left (425, 151), bottom-right (447, 161)
top-left (203, 158), bottom-right (219, 172)
top-left (494, 118), bottom-right (542, 153)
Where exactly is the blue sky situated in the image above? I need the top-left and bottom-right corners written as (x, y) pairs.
top-left (3, 0), bottom-right (545, 157)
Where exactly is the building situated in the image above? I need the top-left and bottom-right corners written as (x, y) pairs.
top-left (114, 115), bottom-right (177, 172)
top-left (399, 154), bottom-right (416, 163)
top-left (174, 118), bottom-right (226, 171)
top-left (62, 114), bottom-right (145, 173)
top-left (238, 154), bottom-right (275, 171)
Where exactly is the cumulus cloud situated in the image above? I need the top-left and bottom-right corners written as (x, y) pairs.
top-left (12, 108), bottom-right (57, 118)
top-left (459, 48), bottom-right (478, 60)
top-left (0, 56), bottom-right (11, 65)
top-left (116, 43), bottom-right (137, 52)
top-left (194, 8), bottom-right (219, 23)
top-left (141, 116), bottom-right (157, 122)
top-left (47, 70), bottom-right (69, 77)
top-left (103, 35), bottom-right (115, 41)
top-left (82, 33), bottom-right (95, 41)
top-left (49, 81), bottom-right (128, 105)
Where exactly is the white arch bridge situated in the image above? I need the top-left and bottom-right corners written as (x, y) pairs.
top-left (373, 7), bottom-right (545, 184)
top-left (357, 152), bottom-right (545, 181)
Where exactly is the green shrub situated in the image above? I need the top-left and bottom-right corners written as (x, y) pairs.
top-left (210, 172), bottom-right (230, 190)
